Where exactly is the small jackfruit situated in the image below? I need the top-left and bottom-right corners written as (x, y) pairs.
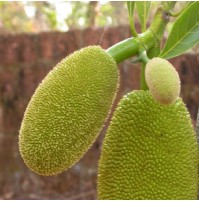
top-left (98, 90), bottom-right (198, 200)
top-left (145, 57), bottom-right (180, 105)
top-left (19, 46), bottom-right (119, 176)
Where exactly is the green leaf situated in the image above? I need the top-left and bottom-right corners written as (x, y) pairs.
top-left (136, 1), bottom-right (151, 32)
top-left (127, 1), bottom-right (137, 37)
top-left (160, 2), bottom-right (199, 59)
top-left (185, 1), bottom-right (194, 8)
top-left (127, 1), bottom-right (135, 16)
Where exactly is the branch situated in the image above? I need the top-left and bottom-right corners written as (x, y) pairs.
top-left (107, 2), bottom-right (177, 63)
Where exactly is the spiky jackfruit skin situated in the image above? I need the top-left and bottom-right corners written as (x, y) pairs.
top-left (145, 57), bottom-right (180, 105)
top-left (19, 46), bottom-right (119, 176)
top-left (98, 90), bottom-right (198, 200)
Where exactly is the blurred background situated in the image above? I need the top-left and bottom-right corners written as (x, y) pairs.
top-left (0, 1), bottom-right (199, 199)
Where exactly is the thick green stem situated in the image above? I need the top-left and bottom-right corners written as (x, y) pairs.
top-left (106, 37), bottom-right (139, 64)
top-left (140, 63), bottom-right (148, 90)
top-left (147, 44), bottom-right (161, 59)
top-left (106, 30), bottom-right (154, 64)
top-left (168, 10), bottom-right (183, 17)
top-left (138, 51), bottom-right (150, 90)
top-left (162, 1), bottom-right (177, 12)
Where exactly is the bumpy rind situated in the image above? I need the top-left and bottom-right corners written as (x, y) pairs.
top-left (19, 46), bottom-right (119, 176)
top-left (98, 90), bottom-right (198, 200)
top-left (145, 57), bottom-right (180, 105)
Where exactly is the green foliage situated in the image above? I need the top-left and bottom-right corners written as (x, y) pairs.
top-left (127, 1), bottom-right (137, 36)
top-left (0, 2), bottom-right (30, 33)
top-left (136, 1), bottom-right (151, 32)
top-left (0, 1), bottom-right (57, 33)
top-left (0, 1), bottom-right (128, 33)
top-left (160, 1), bottom-right (199, 59)
top-left (65, 2), bottom-right (88, 29)
top-left (42, 5), bottom-right (57, 29)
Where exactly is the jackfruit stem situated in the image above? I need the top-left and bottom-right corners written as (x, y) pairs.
top-left (106, 30), bottom-right (154, 64)
top-left (147, 44), bottom-right (161, 59)
top-left (106, 37), bottom-right (139, 64)
top-left (140, 63), bottom-right (148, 90)
top-left (138, 51), bottom-right (150, 64)
top-left (138, 51), bottom-right (149, 90)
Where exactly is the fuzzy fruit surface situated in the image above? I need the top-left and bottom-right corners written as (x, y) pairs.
top-left (98, 90), bottom-right (198, 200)
top-left (145, 57), bottom-right (180, 105)
top-left (19, 46), bottom-right (119, 176)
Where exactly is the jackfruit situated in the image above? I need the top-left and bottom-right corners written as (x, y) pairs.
top-left (98, 90), bottom-right (198, 200)
top-left (145, 57), bottom-right (180, 105)
top-left (19, 46), bottom-right (119, 176)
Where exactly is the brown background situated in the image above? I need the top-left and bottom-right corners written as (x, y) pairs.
top-left (0, 26), bottom-right (199, 199)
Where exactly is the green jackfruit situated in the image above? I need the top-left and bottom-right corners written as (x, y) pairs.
top-left (19, 46), bottom-right (119, 176)
top-left (98, 90), bottom-right (198, 200)
top-left (145, 57), bottom-right (180, 105)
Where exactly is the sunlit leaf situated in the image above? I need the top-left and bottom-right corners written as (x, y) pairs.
top-left (127, 1), bottom-right (137, 37)
top-left (136, 1), bottom-right (151, 32)
top-left (160, 1), bottom-right (199, 59)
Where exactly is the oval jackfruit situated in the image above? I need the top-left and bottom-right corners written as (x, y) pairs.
top-left (98, 90), bottom-right (198, 200)
top-left (19, 46), bottom-right (119, 176)
top-left (145, 57), bottom-right (180, 105)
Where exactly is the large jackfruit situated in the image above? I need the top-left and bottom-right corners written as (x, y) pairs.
top-left (19, 46), bottom-right (119, 176)
top-left (145, 57), bottom-right (180, 105)
top-left (98, 90), bottom-right (198, 200)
